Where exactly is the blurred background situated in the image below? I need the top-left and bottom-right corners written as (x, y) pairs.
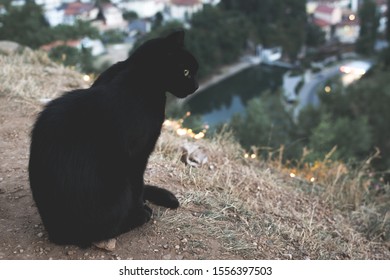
top-left (1, 0), bottom-right (389, 184)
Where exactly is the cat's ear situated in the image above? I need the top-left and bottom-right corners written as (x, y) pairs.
top-left (165, 30), bottom-right (185, 47)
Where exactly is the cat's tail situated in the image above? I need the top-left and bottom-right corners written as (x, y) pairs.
top-left (144, 185), bottom-right (180, 209)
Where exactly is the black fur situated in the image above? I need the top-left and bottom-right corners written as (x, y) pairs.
top-left (28, 30), bottom-right (199, 247)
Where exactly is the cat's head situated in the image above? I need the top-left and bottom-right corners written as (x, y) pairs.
top-left (162, 31), bottom-right (199, 98)
top-left (131, 30), bottom-right (199, 98)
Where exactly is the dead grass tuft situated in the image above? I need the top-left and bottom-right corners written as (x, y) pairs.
top-left (0, 49), bottom-right (88, 111)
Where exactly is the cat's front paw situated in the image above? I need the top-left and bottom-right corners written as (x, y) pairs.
top-left (144, 185), bottom-right (180, 209)
top-left (143, 204), bottom-right (152, 220)
top-left (165, 193), bottom-right (179, 209)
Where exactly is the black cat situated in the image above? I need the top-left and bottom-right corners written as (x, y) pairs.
top-left (28, 30), bottom-right (199, 247)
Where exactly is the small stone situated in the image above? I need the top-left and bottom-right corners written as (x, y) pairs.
top-left (181, 238), bottom-right (188, 243)
top-left (93, 238), bottom-right (116, 251)
top-left (163, 254), bottom-right (171, 260)
top-left (67, 250), bottom-right (75, 256)
top-left (19, 249), bottom-right (24, 253)
top-left (175, 245), bottom-right (180, 250)
top-left (153, 249), bottom-right (159, 253)
top-left (37, 232), bottom-right (43, 238)
top-left (163, 244), bottom-right (169, 249)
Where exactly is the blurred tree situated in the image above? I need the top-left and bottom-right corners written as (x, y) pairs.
top-left (52, 20), bottom-right (100, 42)
top-left (306, 22), bottom-right (326, 48)
top-left (219, 0), bottom-right (307, 60)
top-left (229, 92), bottom-right (296, 159)
top-left (49, 45), bottom-right (95, 73)
top-left (0, 2), bottom-right (100, 49)
top-left (49, 45), bottom-right (80, 67)
top-left (152, 12), bottom-right (164, 31)
top-left (0, 1), bottom-right (52, 48)
top-left (356, 0), bottom-right (380, 55)
top-left (308, 114), bottom-right (372, 161)
top-left (188, 5), bottom-right (251, 77)
top-left (101, 29), bottom-right (126, 44)
top-left (123, 11), bottom-right (139, 21)
top-left (298, 71), bottom-right (390, 173)
top-left (345, 71), bottom-right (390, 171)
top-left (387, 0), bottom-right (390, 41)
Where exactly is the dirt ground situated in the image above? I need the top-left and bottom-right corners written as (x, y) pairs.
top-left (1, 95), bottom-right (389, 260)
top-left (0, 97), bottom-right (237, 260)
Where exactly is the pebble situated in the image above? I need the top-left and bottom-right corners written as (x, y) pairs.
top-left (163, 254), bottom-right (171, 260)
top-left (175, 245), bottom-right (180, 250)
top-left (163, 244), bottom-right (169, 249)
top-left (37, 232), bottom-right (43, 238)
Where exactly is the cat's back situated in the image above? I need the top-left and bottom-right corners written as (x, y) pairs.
top-left (32, 87), bottom-right (112, 142)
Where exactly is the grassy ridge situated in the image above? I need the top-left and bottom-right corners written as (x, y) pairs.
top-left (1, 46), bottom-right (389, 259)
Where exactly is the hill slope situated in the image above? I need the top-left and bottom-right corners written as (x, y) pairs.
top-left (0, 47), bottom-right (389, 260)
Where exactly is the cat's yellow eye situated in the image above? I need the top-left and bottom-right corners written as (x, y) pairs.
top-left (184, 69), bottom-right (190, 77)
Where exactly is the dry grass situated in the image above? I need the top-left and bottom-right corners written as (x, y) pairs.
top-left (1, 49), bottom-right (389, 259)
top-left (0, 49), bottom-right (88, 110)
top-left (149, 126), bottom-right (390, 259)
top-left (274, 146), bottom-right (390, 245)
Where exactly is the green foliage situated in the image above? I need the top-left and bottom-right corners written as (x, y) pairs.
top-left (229, 92), bottom-right (296, 158)
top-left (123, 11), bottom-right (139, 21)
top-left (356, 0), bottom-right (380, 55)
top-left (0, 1), bottom-right (52, 48)
top-left (387, 0), bottom-right (390, 41)
top-left (49, 45), bottom-right (94, 73)
top-left (379, 46), bottom-right (390, 70)
top-left (188, 5), bottom-right (251, 78)
top-left (101, 29), bottom-right (127, 44)
top-left (345, 71), bottom-right (390, 171)
top-left (220, 0), bottom-right (307, 60)
top-left (0, 3), bottom-right (99, 49)
top-left (308, 114), bottom-right (372, 161)
top-left (306, 23), bottom-right (326, 47)
top-left (298, 70), bottom-right (390, 173)
top-left (51, 21), bottom-right (100, 42)
top-left (227, 67), bottom-right (390, 175)
top-left (49, 45), bottom-right (80, 66)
